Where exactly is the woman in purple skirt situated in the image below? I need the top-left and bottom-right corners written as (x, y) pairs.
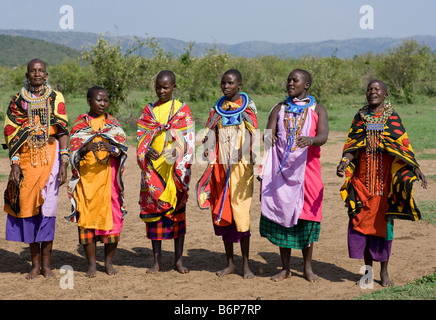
top-left (3, 59), bottom-right (69, 279)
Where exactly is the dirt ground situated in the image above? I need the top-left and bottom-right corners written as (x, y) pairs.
top-left (0, 131), bottom-right (435, 301)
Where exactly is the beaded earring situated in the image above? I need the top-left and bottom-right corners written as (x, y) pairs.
top-left (24, 77), bottom-right (30, 88)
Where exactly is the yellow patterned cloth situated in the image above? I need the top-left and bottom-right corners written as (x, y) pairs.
top-left (137, 99), bottom-right (194, 223)
top-left (3, 87), bottom-right (68, 217)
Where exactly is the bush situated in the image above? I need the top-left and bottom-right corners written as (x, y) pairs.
top-left (48, 59), bottom-right (93, 95)
top-left (376, 39), bottom-right (434, 103)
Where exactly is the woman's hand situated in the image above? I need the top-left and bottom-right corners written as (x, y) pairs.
top-left (336, 153), bottom-right (354, 178)
top-left (58, 162), bottom-right (68, 186)
top-left (414, 167), bottom-right (428, 189)
top-left (8, 164), bottom-right (22, 186)
top-left (296, 136), bottom-right (313, 148)
top-left (97, 141), bottom-right (112, 153)
top-left (336, 161), bottom-right (348, 178)
top-left (80, 141), bottom-right (112, 158)
top-left (146, 147), bottom-right (160, 161)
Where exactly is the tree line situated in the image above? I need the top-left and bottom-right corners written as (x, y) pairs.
top-left (1, 35), bottom-right (435, 118)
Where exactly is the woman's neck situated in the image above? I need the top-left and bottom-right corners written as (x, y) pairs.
top-left (28, 84), bottom-right (44, 95)
top-left (368, 103), bottom-right (385, 113)
top-left (226, 93), bottom-right (240, 103)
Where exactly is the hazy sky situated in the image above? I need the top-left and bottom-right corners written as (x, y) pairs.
top-left (1, 0), bottom-right (435, 44)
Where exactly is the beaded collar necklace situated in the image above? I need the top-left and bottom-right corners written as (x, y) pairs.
top-left (214, 92), bottom-right (249, 126)
top-left (359, 103), bottom-right (393, 197)
top-left (285, 95), bottom-right (316, 114)
top-left (21, 84), bottom-right (53, 166)
top-left (21, 84), bottom-right (52, 104)
top-left (360, 103), bottom-right (393, 130)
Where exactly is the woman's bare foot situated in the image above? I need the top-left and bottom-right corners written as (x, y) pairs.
top-left (270, 269), bottom-right (291, 282)
top-left (86, 263), bottom-right (97, 278)
top-left (243, 265), bottom-right (254, 279)
top-left (175, 262), bottom-right (189, 274)
top-left (147, 262), bottom-right (162, 274)
top-left (42, 266), bottom-right (56, 278)
top-left (216, 264), bottom-right (234, 277)
top-left (381, 271), bottom-right (394, 287)
top-left (26, 266), bottom-right (41, 280)
top-left (105, 262), bottom-right (118, 276)
top-left (303, 270), bottom-right (319, 282)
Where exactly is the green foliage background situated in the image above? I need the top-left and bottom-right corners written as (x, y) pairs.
top-left (1, 36), bottom-right (434, 122)
top-left (1, 36), bottom-right (435, 154)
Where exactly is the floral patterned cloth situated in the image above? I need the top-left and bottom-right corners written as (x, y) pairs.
top-left (136, 100), bottom-right (194, 222)
top-left (66, 113), bottom-right (128, 222)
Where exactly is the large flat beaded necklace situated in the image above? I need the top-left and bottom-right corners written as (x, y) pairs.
top-left (215, 92), bottom-right (249, 126)
top-left (359, 103), bottom-right (393, 196)
top-left (21, 84), bottom-right (52, 166)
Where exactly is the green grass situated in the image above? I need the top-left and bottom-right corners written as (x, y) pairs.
top-left (354, 199), bottom-right (436, 300)
top-left (354, 273), bottom-right (436, 300)
top-left (419, 200), bottom-right (436, 225)
top-left (1, 88), bottom-right (435, 155)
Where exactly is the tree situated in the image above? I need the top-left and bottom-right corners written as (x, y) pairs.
top-left (81, 34), bottom-right (146, 115)
top-left (376, 39), bottom-right (433, 103)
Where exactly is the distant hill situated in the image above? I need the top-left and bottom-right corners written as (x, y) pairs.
top-left (0, 29), bottom-right (435, 65)
top-left (0, 34), bottom-right (80, 66)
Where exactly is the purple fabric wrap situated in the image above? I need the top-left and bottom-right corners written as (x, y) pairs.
top-left (260, 105), bottom-right (311, 228)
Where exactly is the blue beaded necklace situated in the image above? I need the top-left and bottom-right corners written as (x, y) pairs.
top-left (276, 95), bottom-right (315, 175)
top-left (214, 92), bottom-right (249, 126)
top-left (285, 94), bottom-right (316, 113)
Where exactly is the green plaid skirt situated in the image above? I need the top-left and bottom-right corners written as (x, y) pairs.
top-left (260, 214), bottom-right (320, 249)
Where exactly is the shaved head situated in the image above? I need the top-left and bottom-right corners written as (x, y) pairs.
top-left (290, 69), bottom-right (312, 87)
top-left (27, 58), bottom-right (47, 72)
top-left (156, 70), bottom-right (176, 85)
top-left (367, 79), bottom-right (387, 93)
top-left (223, 69), bottom-right (242, 83)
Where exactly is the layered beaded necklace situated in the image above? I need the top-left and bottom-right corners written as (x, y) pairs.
top-left (360, 103), bottom-right (393, 196)
top-left (21, 84), bottom-right (52, 166)
top-left (276, 95), bottom-right (314, 175)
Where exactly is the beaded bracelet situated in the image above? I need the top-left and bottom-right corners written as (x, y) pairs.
top-left (111, 145), bottom-right (121, 157)
top-left (10, 155), bottom-right (20, 166)
top-left (341, 156), bottom-right (350, 166)
top-left (308, 136), bottom-right (314, 146)
top-left (60, 148), bottom-right (69, 164)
